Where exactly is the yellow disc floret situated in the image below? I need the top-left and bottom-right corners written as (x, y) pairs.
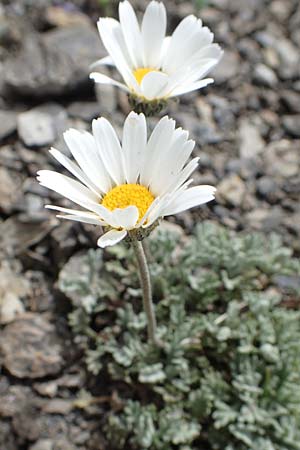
top-left (133, 67), bottom-right (158, 85)
top-left (101, 184), bottom-right (155, 222)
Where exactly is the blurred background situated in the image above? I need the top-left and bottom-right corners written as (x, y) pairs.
top-left (0, 0), bottom-right (299, 449)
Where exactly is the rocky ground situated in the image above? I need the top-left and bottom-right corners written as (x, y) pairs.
top-left (0, 0), bottom-right (299, 448)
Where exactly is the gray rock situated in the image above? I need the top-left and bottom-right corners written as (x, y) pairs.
top-left (212, 51), bottom-right (239, 84)
top-left (45, 5), bottom-right (92, 28)
top-left (0, 215), bottom-right (57, 258)
top-left (282, 115), bottom-right (300, 138)
top-left (29, 440), bottom-right (53, 450)
top-left (42, 399), bottom-right (73, 415)
top-left (283, 176), bottom-right (300, 198)
top-left (0, 110), bottom-right (17, 141)
top-left (0, 63), bottom-right (5, 97)
top-left (255, 32), bottom-right (299, 79)
top-left (256, 176), bottom-right (282, 203)
top-left (176, 112), bottom-right (222, 145)
top-left (18, 103), bottom-right (67, 147)
top-left (270, 0), bottom-right (293, 21)
top-left (0, 384), bottom-right (32, 418)
top-left (22, 193), bottom-right (45, 217)
top-left (0, 166), bottom-right (24, 214)
top-left (261, 207), bottom-right (284, 232)
top-left (238, 118), bottom-right (264, 159)
top-left (255, 31), bottom-right (276, 48)
top-left (0, 421), bottom-right (16, 450)
top-left (34, 380), bottom-right (58, 398)
top-left (294, 81), bottom-right (300, 92)
top-left (51, 222), bottom-right (77, 265)
top-left (217, 174), bottom-right (246, 207)
top-left (291, 28), bottom-right (300, 48)
top-left (0, 260), bottom-right (28, 325)
top-left (281, 90), bottom-right (300, 113)
top-left (196, 122), bottom-right (223, 145)
top-left (0, 313), bottom-right (64, 378)
top-left (253, 63), bottom-right (277, 87)
top-left (256, 176), bottom-right (277, 198)
top-left (53, 440), bottom-right (77, 450)
top-left (209, 95), bottom-right (235, 129)
top-left (226, 157), bottom-right (260, 179)
top-left (245, 208), bottom-right (270, 230)
top-left (4, 25), bottom-right (105, 96)
top-left (67, 101), bottom-right (101, 121)
top-left (284, 215), bottom-right (300, 251)
top-left (273, 275), bottom-right (300, 291)
top-left (274, 38), bottom-right (299, 67)
top-left (245, 207), bottom-right (283, 232)
top-left (238, 38), bottom-right (261, 64)
top-left (94, 67), bottom-right (118, 115)
top-left (264, 140), bottom-right (299, 178)
top-left (275, 39), bottom-right (300, 79)
top-left (12, 406), bottom-right (68, 442)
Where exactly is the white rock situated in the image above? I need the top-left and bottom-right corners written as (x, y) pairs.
top-left (217, 174), bottom-right (246, 207)
top-left (17, 103), bottom-right (67, 147)
top-left (0, 261), bottom-right (29, 324)
top-left (239, 118), bottom-right (264, 159)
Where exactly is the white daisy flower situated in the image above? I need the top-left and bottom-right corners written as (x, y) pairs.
top-left (90, 0), bottom-right (223, 105)
top-left (37, 112), bottom-right (216, 248)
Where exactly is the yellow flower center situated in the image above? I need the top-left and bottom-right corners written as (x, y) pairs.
top-left (101, 184), bottom-right (155, 221)
top-left (133, 67), bottom-right (158, 85)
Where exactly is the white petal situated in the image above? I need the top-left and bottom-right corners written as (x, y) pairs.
top-left (90, 55), bottom-right (115, 70)
top-left (92, 117), bottom-right (125, 185)
top-left (194, 43), bottom-right (223, 61)
top-left (119, 0), bottom-right (143, 68)
top-left (90, 72), bottom-right (130, 93)
top-left (161, 185), bottom-right (216, 216)
top-left (164, 25), bottom-right (213, 74)
top-left (170, 46), bottom-right (223, 86)
top-left (140, 71), bottom-right (169, 100)
top-left (98, 18), bottom-right (140, 90)
top-left (142, 195), bottom-right (169, 227)
top-left (166, 59), bottom-right (218, 95)
top-left (46, 205), bottom-right (105, 224)
top-left (140, 116), bottom-right (175, 187)
top-left (86, 203), bottom-right (138, 230)
top-left (40, 176), bottom-right (124, 230)
top-left (182, 58), bottom-right (220, 84)
top-left (64, 129), bottom-right (112, 193)
top-left (141, 1), bottom-right (166, 68)
top-left (56, 214), bottom-right (103, 226)
top-left (138, 196), bottom-right (162, 226)
top-left (37, 170), bottom-right (100, 212)
top-left (49, 148), bottom-right (101, 196)
top-left (170, 78), bottom-right (214, 97)
top-left (111, 206), bottom-right (139, 229)
top-left (148, 129), bottom-right (192, 196)
top-left (97, 229), bottom-right (127, 248)
top-left (163, 15), bottom-right (199, 71)
top-left (167, 43), bottom-right (223, 89)
top-left (166, 157), bottom-right (200, 194)
top-left (160, 36), bottom-right (171, 62)
top-left (122, 112), bottom-right (147, 183)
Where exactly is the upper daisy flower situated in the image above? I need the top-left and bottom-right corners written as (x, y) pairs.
top-left (90, 0), bottom-right (223, 108)
top-left (37, 112), bottom-right (216, 248)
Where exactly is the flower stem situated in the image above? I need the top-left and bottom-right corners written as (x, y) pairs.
top-left (131, 238), bottom-right (159, 345)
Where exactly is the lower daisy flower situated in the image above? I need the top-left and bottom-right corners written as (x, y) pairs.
top-left (37, 112), bottom-right (216, 248)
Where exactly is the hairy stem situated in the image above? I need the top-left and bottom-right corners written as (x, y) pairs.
top-left (131, 238), bottom-right (159, 345)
